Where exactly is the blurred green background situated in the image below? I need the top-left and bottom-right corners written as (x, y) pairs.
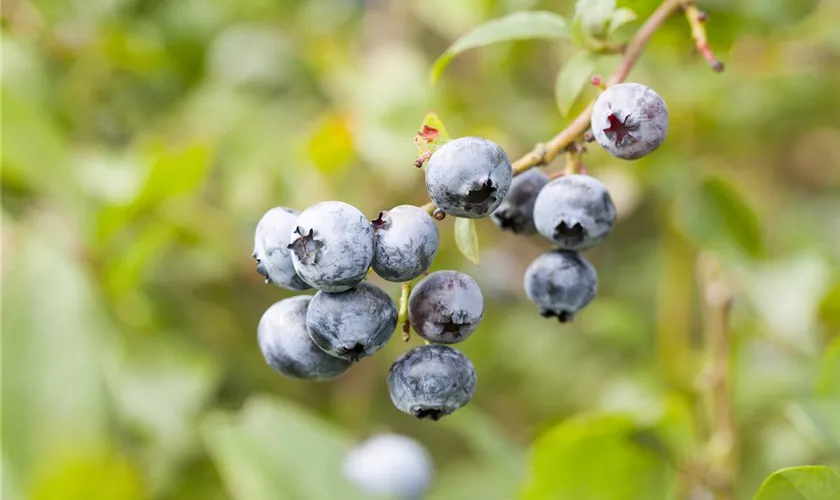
top-left (3, 0), bottom-right (840, 498)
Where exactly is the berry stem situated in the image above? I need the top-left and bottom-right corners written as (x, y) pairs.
top-left (420, 0), bottom-right (685, 214)
top-left (683, 3), bottom-right (724, 72)
top-left (696, 253), bottom-right (736, 500)
top-left (564, 141), bottom-right (585, 175)
top-left (397, 281), bottom-right (413, 342)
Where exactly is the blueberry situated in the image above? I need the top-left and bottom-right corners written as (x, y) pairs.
top-left (490, 168), bottom-right (549, 235)
top-left (524, 250), bottom-right (597, 322)
top-left (343, 433), bottom-right (433, 498)
top-left (306, 282), bottom-right (397, 361)
top-left (387, 344), bottom-right (476, 420)
top-left (532, 174), bottom-right (616, 251)
top-left (257, 296), bottom-right (352, 380)
top-left (252, 207), bottom-right (311, 291)
top-left (408, 271), bottom-right (484, 344)
top-left (425, 137), bottom-right (512, 218)
top-left (288, 201), bottom-right (375, 292)
top-left (371, 205), bottom-right (439, 282)
top-left (591, 82), bottom-right (669, 160)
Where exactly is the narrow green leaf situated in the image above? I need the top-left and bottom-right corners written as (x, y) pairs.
top-left (817, 337), bottom-right (840, 396)
top-left (454, 218), bottom-right (480, 265)
top-left (430, 11), bottom-right (569, 84)
top-left (554, 51), bottom-right (597, 116)
top-left (754, 466), bottom-right (840, 500)
top-left (700, 175), bottom-right (764, 257)
top-left (574, 0), bottom-right (616, 39)
top-left (608, 7), bottom-right (638, 43)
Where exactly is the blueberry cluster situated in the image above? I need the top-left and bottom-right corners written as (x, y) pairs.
top-left (492, 82), bottom-right (668, 321)
top-left (252, 88), bottom-right (667, 417)
top-left (254, 138), bottom-right (514, 420)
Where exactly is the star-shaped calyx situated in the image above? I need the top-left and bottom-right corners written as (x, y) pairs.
top-left (287, 226), bottom-right (323, 265)
top-left (603, 112), bottom-right (639, 147)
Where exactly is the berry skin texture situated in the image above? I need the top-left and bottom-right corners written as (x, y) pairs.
top-left (371, 205), bottom-right (439, 282)
top-left (257, 296), bottom-right (351, 380)
top-left (387, 344), bottom-right (477, 421)
top-left (524, 250), bottom-right (597, 322)
top-left (425, 137), bottom-right (513, 218)
top-left (288, 201), bottom-right (375, 292)
top-left (343, 433), bottom-right (433, 498)
top-left (253, 207), bottom-right (311, 291)
top-left (591, 82), bottom-right (669, 160)
top-left (408, 271), bottom-right (484, 344)
top-left (533, 174), bottom-right (616, 251)
top-left (306, 282), bottom-right (397, 362)
top-left (490, 168), bottom-right (549, 235)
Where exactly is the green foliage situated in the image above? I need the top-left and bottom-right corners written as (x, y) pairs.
top-left (202, 397), bottom-right (366, 500)
top-left (524, 414), bottom-right (673, 500)
top-left (454, 217), bottom-right (481, 265)
top-left (555, 51), bottom-right (598, 116)
top-left (754, 466), bottom-right (840, 500)
top-left (430, 11), bottom-right (569, 83)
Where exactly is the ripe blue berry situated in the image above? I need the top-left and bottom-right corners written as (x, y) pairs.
top-left (306, 282), bottom-right (397, 361)
top-left (591, 82), bottom-right (669, 160)
top-left (257, 296), bottom-right (351, 380)
top-left (533, 174), bottom-right (616, 251)
top-left (253, 207), bottom-right (311, 291)
top-left (288, 201), bottom-right (374, 292)
top-left (524, 250), bottom-right (597, 322)
top-left (408, 271), bottom-right (484, 344)
top-left (371, 205), bottom-right (439, 282)
top-left (343, 434), bottom-right (433, 498)
top-left (425, 137), bottom-right (512, 218)
top-left (490, 168), bottom-right (549, 235)
top-left (387, 344), bottom-right (476, 420)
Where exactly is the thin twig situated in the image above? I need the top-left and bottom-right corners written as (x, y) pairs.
top-left (683, 3), bottom-right (724, 72)
top-left (421, 0), bottom-right (684, 213)
top-left (397, 281), bottom-right (412, 342)
top-left (697, 253), bottom-right (736, 500)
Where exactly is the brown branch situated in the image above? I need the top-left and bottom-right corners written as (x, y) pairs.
top-left (421, 0), bottom-right (684, 213)
top-left (697, 253), bottom-right (736, 500)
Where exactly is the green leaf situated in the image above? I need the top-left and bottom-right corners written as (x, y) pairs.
top-left (700, 175), bottom-right (764, 257)
top-left (523, 414), bottom-right (672, 500)
top-left (430, 11), bottom-right (569, 84)
top-left (817, 337), bottom-right (840, 396)
top-left (454, 217), bottom-right (480, 265)
top-left (201, 396), bottom-right (366, 500)
top-left (754, 466), bottom-right (840, 500)
top-left (608, 7), bottom-right (638, 43)
top-left (574, 0), bottom-right (616, 40)
top-left (555, 51), bottom-right (597, 116)
top-left (677, 174), bottom-right (764, 258)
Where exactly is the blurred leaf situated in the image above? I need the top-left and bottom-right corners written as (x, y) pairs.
top-left (2, 218), bottom-right (110, 481)
top-left (135, 141), bottom-right (212, 210)
top-left (523, 414), bottom-right (672, 500)
top-left (608, 8), bottom-right (638, 43)
top-left (454, 218), bottom-right (480, 265)
top-left (307, 114), bottom-right (355, 174)
top-left (677, 174), bottom-right (764, 258)
top-left (789, 401), bottom-right (840, 458)
top-left (818, 282), bottom-right (840, 333)
top-left (817, 338), bottom-right (840, 396)
top-left (430, 11), bottom-right (569, 84)
top-left (201, 396), bottom-right (365, 500)
top-left (700, 175), bottom-right (763, 256)
top-left (441, 406), bottom-right (524, 478)
top-left (573, 0), bottom-right (616, 41)
top-left (29, 452), bottom-right (145, 500)
top-left (554, 51), bottom-right (597, 116)
top-left (0, 88), bottom-right (77, 201)
top-left (753, 465), bottom-right (840, 500)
